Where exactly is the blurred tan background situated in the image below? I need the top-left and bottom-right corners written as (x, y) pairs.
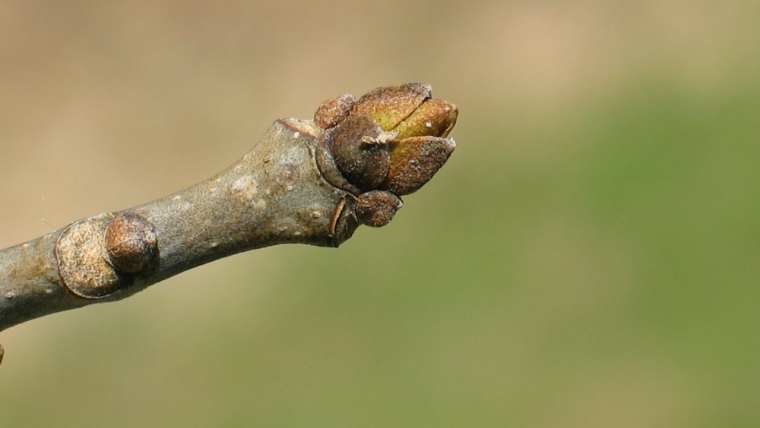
top-left (2, 0), bottom-right (760, 426)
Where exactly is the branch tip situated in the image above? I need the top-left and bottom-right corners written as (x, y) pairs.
top-left (0, 82), bottom-right (460, 354)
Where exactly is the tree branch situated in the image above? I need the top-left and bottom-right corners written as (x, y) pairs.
top-left (0, 83), bottom-right (457, 364)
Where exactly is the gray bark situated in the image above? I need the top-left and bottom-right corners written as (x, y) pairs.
top-left (0, 118), bottom-right (358, 335)
top-left (0, 82), bottom-right (458, 366)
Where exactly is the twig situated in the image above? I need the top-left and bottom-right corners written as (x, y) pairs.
top-left (0, 83), bottom-right (457, 363)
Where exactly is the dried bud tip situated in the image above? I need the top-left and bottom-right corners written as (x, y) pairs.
top-left (105, 213), bottom-right (158, 273)
top-left (355, 190), bottom-right (403, 227)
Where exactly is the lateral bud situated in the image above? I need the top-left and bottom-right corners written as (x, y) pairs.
top-left (314, 94), bottom-right (355, 129)
top-left (355, 190), bottom-right (403, 227)
top-left (55, 212), bottom-right (157, 299)
top-left (105, 213), bottom-right (158, 273)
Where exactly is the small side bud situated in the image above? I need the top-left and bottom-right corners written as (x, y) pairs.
top-left (105, 213), bottom-right (158, 273)
top-left (355, 190), bottom-right (403, 227)
top-left (314, 94), bottom-right (355, 129)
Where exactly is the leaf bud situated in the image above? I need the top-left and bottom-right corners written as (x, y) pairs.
top-left (355, 190), bottom-right (403, 227)
top-left (314, 94), bottom-right (355, 129)
top-left (105, 213), bottom-right (158, 273)
top-left (315, 83), bottom-right (459, 199)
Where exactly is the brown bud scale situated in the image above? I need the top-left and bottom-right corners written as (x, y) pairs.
top-left (328, 115), bottom-right (390, 191)
top-left (392, 99), bottom-right (458, 139)
top-left (351, 83), bottom-right (431, 131)
top-left (381, 136), bottom-right (456, 196)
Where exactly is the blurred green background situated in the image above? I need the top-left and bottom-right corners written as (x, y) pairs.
top-left (2, 0), bottom-right (760, 426)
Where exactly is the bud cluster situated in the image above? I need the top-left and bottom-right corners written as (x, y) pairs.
top-left (314, 83), bottom-right (457, 227)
